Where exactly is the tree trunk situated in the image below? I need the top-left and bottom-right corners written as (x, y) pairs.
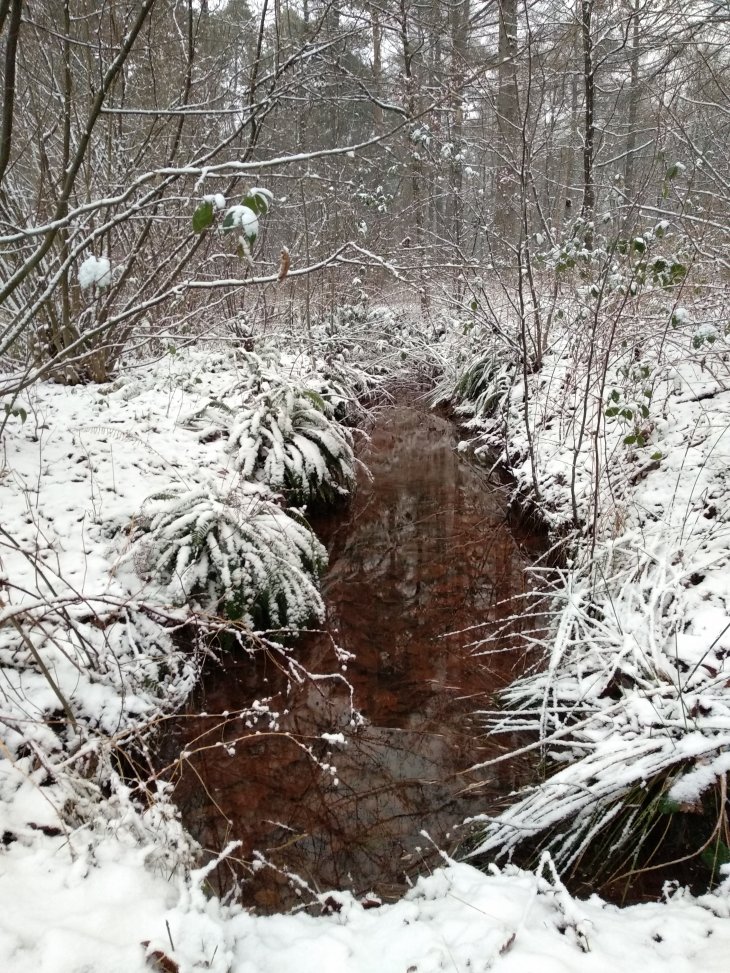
top-left (494, 0), bottom-right (519, 250)
top-left (398, 0), bottom-right (429, 315)
top-left (370, 2), bottom-right (383, 134)
top-left (580, 0), bottom-right (595, 248)
top-left (623, 0), bottom-right (641, 205)
top-left (450, 0), bottom-right (469, 250)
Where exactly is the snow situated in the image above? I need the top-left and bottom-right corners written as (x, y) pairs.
top-left (78, 254), bottom-right (112, 289)
top-left (2, 320), bottom-right (730, 971)
top-left (204, 193), bottom-right (227, 211)
top-left (1, 842), bottom-right (729, 973)
top-left (0, 756), bottom-right (722, 973)
top-left (224, 205), bottom-right (259, 240)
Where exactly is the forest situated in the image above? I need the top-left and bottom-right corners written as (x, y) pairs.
top-left (1, 2), bottom-right (729, 971)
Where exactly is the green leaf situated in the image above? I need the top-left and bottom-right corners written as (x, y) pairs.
top-left (701, 839), bottom-right (730, 872)
top-left (624, 434), bottom-right (637, 445)
top-left (222, 204), bottom-right (259, 243)
top-left (192, 200), bottom-right (215, 233)
top-left (605, 406), bottom-right (620, 418)
top-left (658, 796), bottom-right (681, 815)
top-left (470, 300), bottom-right (478, 311)
top-left (242, 194), bottom-right (267, 216)
top-left (666, 162), bottom-right (684, 181)
top-left (3, 403), bottom-right (27, 424)
top-left (651, 451), bottom-right (663, 461)
top-left (242, 187), bottom-right (273, 216)
top-left (302, 389), bottom-right (326, 411)
top-left (610, 389), bottom-right (620, 403)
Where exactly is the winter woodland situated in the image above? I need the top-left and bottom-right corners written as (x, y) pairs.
top-left (1, 2), bottom-right (730, 971)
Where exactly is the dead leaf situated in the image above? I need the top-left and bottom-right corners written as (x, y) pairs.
top-left (141, 942), bottom-right (179, 973)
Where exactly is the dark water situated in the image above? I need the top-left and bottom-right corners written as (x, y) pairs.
top-left (164, 406), bottom-right (541, 911)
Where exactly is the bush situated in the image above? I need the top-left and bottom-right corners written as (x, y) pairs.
top-left (132, 483), bottom-right (326, 630)
top-left (228, 382), bottom-right (356, 507)
top-left (469, 534), bottom-right (730, 892)
top-left (440, 350), bottom-right (516, 418)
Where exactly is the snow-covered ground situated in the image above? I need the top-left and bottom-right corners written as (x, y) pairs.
top-left (447, 294), bottom-right (730, 881)
top-left (3, 837), bottom-right (730, 973)
top-left (2, 322), bottom-right (730, 972)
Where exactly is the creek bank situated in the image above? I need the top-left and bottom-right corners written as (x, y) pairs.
top-left (448, 328), bottom-right (730, 902)
top-left (165, 403), bottom-right (544, 912)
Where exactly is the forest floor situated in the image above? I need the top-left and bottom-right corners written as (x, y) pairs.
top-left (1, 318), bottom-right (729, 972)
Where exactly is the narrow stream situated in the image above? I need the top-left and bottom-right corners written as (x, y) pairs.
top-left (166, 405), bottom-right (542, 912)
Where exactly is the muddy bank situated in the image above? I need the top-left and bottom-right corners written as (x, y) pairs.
top-left (165, 405), bottom-right (542, 912)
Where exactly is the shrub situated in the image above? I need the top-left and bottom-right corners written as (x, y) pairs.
top-left (440, 350), bottom-right (516, 418)
top-left (132, 483), bottom-right (326, 630)
top-left (468, 534), bottom-right (730, 892)
top-left (228, 382), bottom-right (356, 507)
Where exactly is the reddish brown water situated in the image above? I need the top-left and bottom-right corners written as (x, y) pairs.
top-left (164, 406), bottom-right (541, 911)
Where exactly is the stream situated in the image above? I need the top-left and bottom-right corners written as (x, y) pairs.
top-left (165, 405), bottom-right (543, 912)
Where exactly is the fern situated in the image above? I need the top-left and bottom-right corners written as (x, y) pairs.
top-left (228, 382), bottom-right (356, 507)
top-left (132, 483), bottom-right (326, 630)
top-left (438, 351), bottom-right (515, 418)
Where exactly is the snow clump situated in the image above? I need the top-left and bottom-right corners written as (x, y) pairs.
top-left (224, 205), bottom-right (259, 241)
top-left (78, 255), bottom-right (112, 289)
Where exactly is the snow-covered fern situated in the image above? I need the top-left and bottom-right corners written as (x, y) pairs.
top-left (132, 483), bottom-right (326, 630)
top-left (434, 349), bottom-right (516, 419)
top-left (228, 383), bottom-right (356, 506)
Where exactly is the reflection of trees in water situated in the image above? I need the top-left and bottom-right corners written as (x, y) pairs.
top-left (168, 407), bottom-right (542, 912)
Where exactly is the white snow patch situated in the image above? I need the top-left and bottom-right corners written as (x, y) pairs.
top-left (78, 255), bottom-right (111, 289)
top-left (225, 205), bottom-right (259, 239)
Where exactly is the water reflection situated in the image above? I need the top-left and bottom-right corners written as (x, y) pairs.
top-left (167, 406), bottom-right (537, 911)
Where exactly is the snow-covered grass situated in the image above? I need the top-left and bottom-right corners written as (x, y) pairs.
top-left (441, 275), bottom-right (730, 888)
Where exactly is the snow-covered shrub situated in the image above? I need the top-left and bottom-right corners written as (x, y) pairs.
top-left (228, 381), bottom-right (356, 507)
top-left (434, 349), bottom-right (516, 419)
top-left (177, 396), bottom-right (235, 442)
top-left (301, 363), bottom-right (374, 427)
top-left (307, 302), bottom-right (443, 381)
top-left (0, 602), bottom-right (197, 754)
top-left (176, 349), bottom-right (364, 504)
top-left (470, 531), bottom-right (730, 889)
top-left (132, 483), bottom-right (326, 630)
